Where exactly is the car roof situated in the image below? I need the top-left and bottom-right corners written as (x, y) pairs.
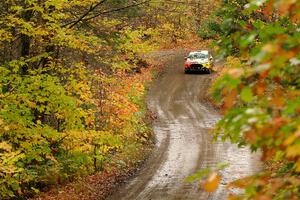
top-left (189, 50), bottom-right (209, 55)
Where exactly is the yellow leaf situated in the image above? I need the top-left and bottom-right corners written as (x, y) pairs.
top-left (227, 176), bottom-right (252, 189)
top-left (202, 172), bottom-right (221, 192)
top-left (295, 159), bottom-right (300, 172)
top-left (295, 126), bottom-right (300, 137)
top-left (283, 134), bottom-right (296, 146)
top-left (262, 43), bottom-right (279, 53)
top-left (0, 142), bottom-right (12, 151)
top-left (286, 144), bottom-right (300, 158)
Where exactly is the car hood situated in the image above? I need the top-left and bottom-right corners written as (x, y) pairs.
top-left (187, 58), bottom-right (209, 64)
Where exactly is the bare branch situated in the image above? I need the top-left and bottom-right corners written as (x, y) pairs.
top-left (82, 0), bottom-right (151, 22)
top-left (64, 0), bottom-right (107, 28)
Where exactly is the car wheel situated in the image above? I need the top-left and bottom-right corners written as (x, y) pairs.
top-left (184, 69), bottom-right (189, 74)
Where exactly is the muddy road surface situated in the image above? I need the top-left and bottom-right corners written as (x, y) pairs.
top-left (107, 50), bottom-right (261, 200)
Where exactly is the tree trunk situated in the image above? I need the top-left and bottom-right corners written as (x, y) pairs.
top-left (20, 10), bottom-right (33, 75)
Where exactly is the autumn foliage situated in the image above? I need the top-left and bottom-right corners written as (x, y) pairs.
top-left (206, 0), bottom-right (300, 199)
top-left (0, 0), bottom-right (207, 198)
top-left (0, 0), bottom-right (162, 199)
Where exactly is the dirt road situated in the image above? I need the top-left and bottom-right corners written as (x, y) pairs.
top-left (107, 50), bottom-right (261, 200)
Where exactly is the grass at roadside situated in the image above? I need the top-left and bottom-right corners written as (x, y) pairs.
top-left (32, 140), bottom-right (153, 200)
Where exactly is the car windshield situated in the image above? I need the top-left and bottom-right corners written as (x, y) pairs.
top-left (188, 53), bottom-right (208, 59)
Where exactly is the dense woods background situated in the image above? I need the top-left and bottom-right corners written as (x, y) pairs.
top-left (0, 0), bottom-right (218, 198)
top-left (0, 0), bottom-right (299, 199)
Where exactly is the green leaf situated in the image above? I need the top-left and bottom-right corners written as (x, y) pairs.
top-left (185, 168), bottom-right (211, 183)
top-left (216, 163), bottom-right (230, 170)
top-left (241, 87), bottom-right (253, 103)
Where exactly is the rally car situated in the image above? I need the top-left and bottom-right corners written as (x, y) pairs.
top-left (184, 50), bottom-right (213, 74)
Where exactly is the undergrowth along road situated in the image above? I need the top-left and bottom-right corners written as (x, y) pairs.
top-left (108, 49), bottom-right (262, 200)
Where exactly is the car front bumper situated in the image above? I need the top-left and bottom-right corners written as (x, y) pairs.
top-left (185, 63), bottom-right (211, 72)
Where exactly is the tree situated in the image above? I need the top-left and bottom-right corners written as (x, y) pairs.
top-left (207, 0), bottom-right (300, 199)
top-left (0, 0), bottom-right (156, 198)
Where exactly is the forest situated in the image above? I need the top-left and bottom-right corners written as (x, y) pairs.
top-left (0, 0), bottom-right (299, 199)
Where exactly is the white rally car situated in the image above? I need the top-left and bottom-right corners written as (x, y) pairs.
top-left (184, 50), bottom-right (213, 73)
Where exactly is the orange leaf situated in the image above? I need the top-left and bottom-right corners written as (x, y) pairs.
top-left (254, 80), bottom-right (266, 96)
top-left (264, 0), bottom-right (275, 17)
top-left (255, 195), bottom-right (272, 200)
top-left (259, 124), bottom-right (276, 137)
top-left (270, 96), bottom-right (285, 108)
top-left (222, 89), bottom-right (237, 110)
top-left (227, 194), bottom-right (243, 200)
top-left (202, 172), bottom-right (221, 192)
top-left (260, 69), bottom-right (270, 78)
top-left (277, 0), bottom-right (297, 16)
top-left (291, 13), bottom-right (300, 23)
top-left (262, 148), bottom-right (276, 161)
top-left (244, 129), bottom-right (258, 144)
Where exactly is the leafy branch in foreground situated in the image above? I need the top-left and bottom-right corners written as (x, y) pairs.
top-left (186, 163), bottom-right (229, 192)
top-left (206, 0), bottom-right (300, 199)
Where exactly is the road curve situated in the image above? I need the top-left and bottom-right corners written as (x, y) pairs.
top-left (107, 50), bottom-right (261, 200)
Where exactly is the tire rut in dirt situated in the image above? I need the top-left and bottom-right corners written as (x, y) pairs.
top-left (107, 49), bottom-right (261, 200)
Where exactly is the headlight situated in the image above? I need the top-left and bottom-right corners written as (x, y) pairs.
top-left (203, 62), bottom-right (211, 68)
